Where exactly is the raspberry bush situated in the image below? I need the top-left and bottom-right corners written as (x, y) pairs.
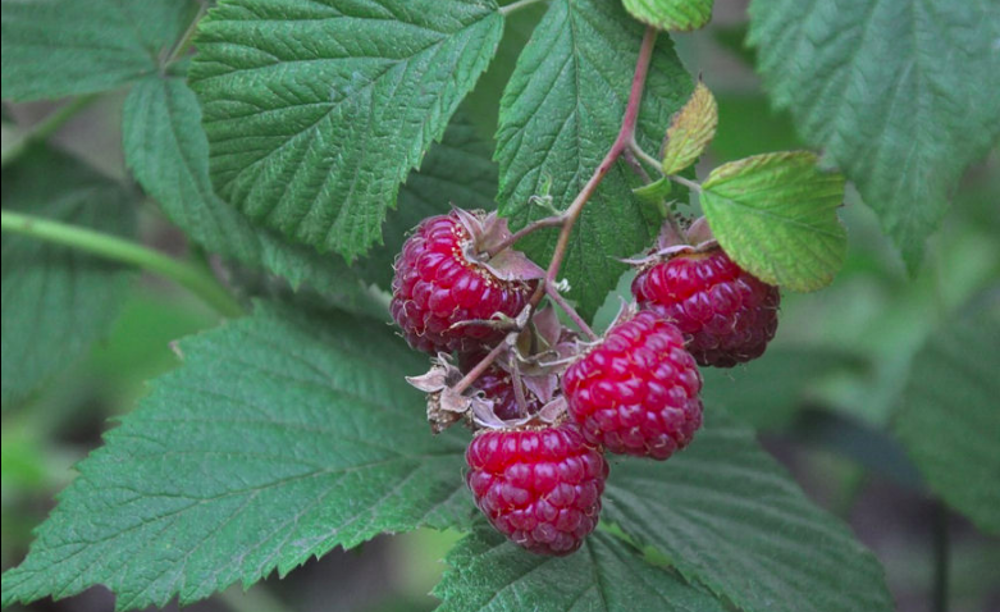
top-left (2, 0), bottom-right (997, 611)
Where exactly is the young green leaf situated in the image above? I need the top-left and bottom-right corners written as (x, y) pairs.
top-left (434, 528), bottom-right (727, 612)
top-left (122, 74), bottom-right (383, 316)
top-left (894, 301), bottom-right (1000, 535)
top-left (700, 151), bottom-right (847, 292)
top-left (496, 0), bottom-right (693, 319)
top-left (748, 0), bottom-right (1000, 271)
top-left (1, 147), bottom-right (135, 409)
top-left (0, 0), bottom-right (199, 101)
top-left (661, 80), bottom-right (718, 175)
top-left (603, 409), bottom-right (894, 612)
top-left (189, 0), bottom-right (505, 259)
top-left (0, 302), bottom-right (472, 610)
top-left (622, 0), bottom-right (714, 32)
top-left (632, 176), bottom-right (673, 204)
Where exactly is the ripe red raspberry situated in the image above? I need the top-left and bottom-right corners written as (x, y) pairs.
top-left (391, 212), bottom-right (535, 354)
top-left (473, 366), bottom-right (543, 421)
top-left (563, 311), bottom-right (703, 460)
top-left (631, 248), bottom-right (780, 367)
top-left (465, 424), bottom-right (608, 556)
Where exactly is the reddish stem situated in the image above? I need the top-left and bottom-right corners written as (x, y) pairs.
top-left (546, 285), bottom-right (598, 341)
top-left (463, 26), bottom-right (659, 389)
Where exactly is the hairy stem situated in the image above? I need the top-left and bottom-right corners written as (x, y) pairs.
top-left (538, 26), bottom-right (659, 295)
top-left (463, 27), bottom-right (659, 390)
top-left (453, 341), bottom-right (508, 395)
top-left (499, 0), bottom-right (547, 16)
top-left (485, 214), bottom-right (564, 257)
top-left (1, 95), bottom-right (97, 169)
top-left (1, 210), bottom-right (244, 318)
top-left (546, 285), bottom-right (598, 340)
top-left (164, 0), bottom-right (209, 66)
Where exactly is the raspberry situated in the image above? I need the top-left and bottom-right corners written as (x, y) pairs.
top-left (465, 423), bottom-right (608, 556)
top-left (563, 311), bottom-right (703, 460)
top-left (391, 212), bottom-right (535, 354)
top-left (473, 366), bottom-right (543, 421)
top-left (631, 248), bottom-right (780, 367)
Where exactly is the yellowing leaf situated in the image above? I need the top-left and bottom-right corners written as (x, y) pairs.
top-left (661, 80), bottom-right (718, 175)
top-left (622, 0), bottom-right (714, 31)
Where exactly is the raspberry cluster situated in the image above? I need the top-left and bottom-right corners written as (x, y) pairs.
top-left (394, 210), bottom-right (781, 556)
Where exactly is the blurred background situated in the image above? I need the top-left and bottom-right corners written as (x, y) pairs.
top-left (2, 0), bottom-right (997, 611)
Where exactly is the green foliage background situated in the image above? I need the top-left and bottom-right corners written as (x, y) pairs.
top-left (2, 0), bottom-right (998, 611)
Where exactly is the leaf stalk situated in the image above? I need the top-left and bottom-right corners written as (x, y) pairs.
top-left (1, 209), bottom-right (244, 318)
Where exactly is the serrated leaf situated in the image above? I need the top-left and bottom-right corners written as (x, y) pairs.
top-left (0, 0), bottom-right (198, 101)
top-left (700, 151), bottom-right (846, 291)
top-left (496, 0), bottom-right (693, 319)
top-left (356, 110), bottom-right (499, 289)
top-left (603, 409), bottom-right (894, 612)
top-left (0, 302), bottom-right (472, 610)
top-left (122, 73), bottom-right (383, 316)
top-left (189, 0), bottom-right (504, 259)
top-left (894, 301), bottom-right (1000, 535)
top-left (434, 528), bottom-right (727, 612)
top-left (748, 0), bottom-right (1000, 271)
top-left (1, 147), bottom-right (135, 409)
top-left (622, 0), bottom-right (714, 31)
top-left (661, 80), bottom-right (717, 175)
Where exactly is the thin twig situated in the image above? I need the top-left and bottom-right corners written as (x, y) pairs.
top-left (546, 285), bottom-right (598, 340)
top-left (1, 210), bottom-right (244, 318)
top-left (486, 214), bottom-right (565, 257)
top-left (499, 0), bottom-right (547, 16)
top-left (1, 95), bottom-right (97, 168)
top-left (453, 341), bottom-right (507, 395)
top-left (463, 26), bottom-right (660, 388)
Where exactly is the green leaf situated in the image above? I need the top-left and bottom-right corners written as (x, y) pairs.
top-left (893, 300), bottom-right (1000, 535)
top-left (622, 0), bottom-right (714, 31)
top-left (632, 177), bottom-right (672, 204)
top-left (700, 151), bottom-right (847, 292)
top-left (189, 0), bottom-right (505, 259)
top-left (122, 73), bottom-right (382, 315)
top-left (496, 0), bottom-right (693, 319)
top-left (661, 81), bottom-right (718, 175)
top-left (434, 528), bottom-right (727, 612)
top-left (701, 345), bottom-right (869, 430)
top-left (603, 410), bottom-right (894, 612)
top-left (356, 109), bottom-right (499, 289)
top-left (748, 0), bottom-right (1000, 270)
top-left (1, 147), bottom-right (135, 409)
top-left (0, 0), bottom-right (199, 101)
top-left (0, 301), bottom-right (472, 610)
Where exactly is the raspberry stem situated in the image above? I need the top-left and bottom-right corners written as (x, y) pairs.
top-left (546, 284), bottom-right (598, 340)
top-left (460, 27), bottom-right (659, 390)
top-left (533, 26), bottom-right (660, 301)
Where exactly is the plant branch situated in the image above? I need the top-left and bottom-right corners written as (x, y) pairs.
top-left (669, 173), bottom-right (702, 193)
top-left (499, 0), bottom-right (547, 16)
top-left (463, 27), bottom-right (659, 390)
top-left (453, 341), bottom-right (508, 395)
top-left (164, 0), bottom-right (209, 66)
top-left (1, 210), bottom-right (244, 318)
top-left (546, 285), bottom-right (598, 340)
top-left (1, 95), bottom-right (97, 169)
top-left (485, 214), bottom-right (564, 257)
top-left (536, 26), bottom-right (659, 298)
top-left (932, 501), bottom-right (950, 612)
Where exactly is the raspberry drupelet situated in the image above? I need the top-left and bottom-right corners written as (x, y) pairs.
top-left (632, 248), bottom-right (780, 367)
top-left (563, 311), bottom-right (703, 460)
top-left (390, 212), bottom-right (535, 354)
top-left (465, 423), bottom-right (609, 556)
